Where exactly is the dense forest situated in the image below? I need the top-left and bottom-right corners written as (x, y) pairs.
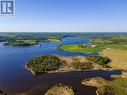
top-left (26, 55), bottom-right (64, 74)
top-left (0, 32), bottom-right (64, 42)
top-left (4, 40), bottom-right (37, 46)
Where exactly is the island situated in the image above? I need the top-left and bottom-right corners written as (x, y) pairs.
top-left (26, 55), bottom-right (111, 75)
top-left (4, 40), bottom-right (37, 46)
top-left (81, 77), bottom-right (127, 95)
top-left (44, 84), bottom-right (74, 95)
top-left (26, 55), bottom-right (64, 75)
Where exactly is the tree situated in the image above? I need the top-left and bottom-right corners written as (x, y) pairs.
top-left (87, 56), bottom-right (110, 66)
top-left (26, 55), bottom-right (64, 74)
top-left (73, 61), bottom-right (93, 70)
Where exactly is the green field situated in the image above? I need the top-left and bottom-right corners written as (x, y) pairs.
top-left (58, 44), bottom-right (127, 54)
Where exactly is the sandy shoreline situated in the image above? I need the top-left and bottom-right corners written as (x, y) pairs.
top-left (25, 64), bottom-right (101, 75)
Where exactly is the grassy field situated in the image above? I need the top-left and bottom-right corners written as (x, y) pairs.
top-left (47, 38), bottom-right (61, 42)
top-left (82, 77), bottom-right (127, 95)
top-left (100, 49), bottom-right (127, 70)
top-left (58, 44), bottom-right (127, 54)
top-left (25, 40), bottom-right (37, 44)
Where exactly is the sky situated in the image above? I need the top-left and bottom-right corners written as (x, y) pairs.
top-left (0, 0), bottom-right (127, 32)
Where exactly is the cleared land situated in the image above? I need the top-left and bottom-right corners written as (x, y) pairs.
top-left (47, 38), bottom-right (61, 42)
top-left (58, 44), bottom-right (127, 54)
top-left (100, 49), bottom-right (127, 70)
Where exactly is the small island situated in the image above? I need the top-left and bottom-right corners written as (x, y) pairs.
top-left (26, 55), bottom-right (111, 75)
top-left (44, 84), bottom-right (74, 95)
top-left (4, 40), bottom-right (37, 46)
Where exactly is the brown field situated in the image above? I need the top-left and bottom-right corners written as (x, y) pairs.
top-left (100, 49), bottom-right (127, 70)
top-left (54, 55), bottom-right (89, 72)
top-left (44, 84), bottom-right (74, 95)
top-left (57, 55), bottom-right (88, 64)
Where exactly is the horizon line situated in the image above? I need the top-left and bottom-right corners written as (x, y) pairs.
top-left (0, 31), bottom-right (127, 33)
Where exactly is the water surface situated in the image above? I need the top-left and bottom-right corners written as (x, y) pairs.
top-left (0, 37), bottom-right (121, 95)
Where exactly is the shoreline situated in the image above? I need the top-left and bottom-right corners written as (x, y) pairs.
top-left (81, 77), bottom-right (108, 95)
top-left (25, 65), bottom-right (36, 75)
top-left (25, 64), bottom-right (117, 76)
top-left (25, 54), bottom-right (119, 76)
top-left (25, 64), bottom-right (85, 75)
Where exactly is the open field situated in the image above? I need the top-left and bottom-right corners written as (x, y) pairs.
top-left (47, 38), bottom-right (61, 42)
top-left (57, 55), bottom-right (88, 64)
top-left (100, 49), bottom-right (127, 70)
top-left (58, 44), bottom-right (127, 54)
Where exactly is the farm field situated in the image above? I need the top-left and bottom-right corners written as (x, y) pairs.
top-left (58, 44), bottom-right (127, 54)
top-left (101, 49), bottom-right (127, 70)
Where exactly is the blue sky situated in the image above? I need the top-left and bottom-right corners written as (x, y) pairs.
top-left (0, 0), bottom-right (127, 32)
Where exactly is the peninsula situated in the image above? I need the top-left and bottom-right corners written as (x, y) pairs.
top-left (26, 55), bottom-right (110, 75)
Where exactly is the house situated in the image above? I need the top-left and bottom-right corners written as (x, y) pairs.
top-left (91, 42), bottom-right (96, 47)
top-left (79, 42), bottom-right (97, 48)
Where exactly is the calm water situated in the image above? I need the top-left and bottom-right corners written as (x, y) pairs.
top-left (0, 37), bottom-right (121, 95)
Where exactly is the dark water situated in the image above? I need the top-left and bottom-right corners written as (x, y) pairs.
top-left (0, 37), bottom-right (121, 95)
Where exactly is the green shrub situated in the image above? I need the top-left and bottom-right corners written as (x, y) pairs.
top-left (97, 78), bottom-right (127, 95)
top-left (73, 61), bottom-right (93, 70)
top-left (87, 56), bottom-right (110, 66)
top-left (97, 85), bottom-right (114, 95)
